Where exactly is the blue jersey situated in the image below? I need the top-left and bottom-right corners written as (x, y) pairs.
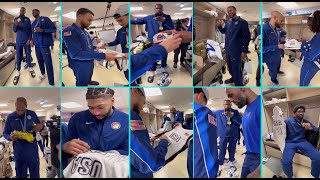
top-left (13, 16), bottom-right (32, 44)
top-left (213, 109), bottom-right (241, 138)
top-left (3, 109), bottom-right (40, 160)
top-left (131, 13), bottom-right (174, 43)
top-left (285, 118), bottom-right (318, 143)
top-left (242, 95), bottom-right (261, 153)
top-left (194, 103), bottom-right (219, 178)
top-left (108, 27), bottom-right (128, 53)
top-left (130, 111), bottom-right (168, 178)
top-left (130, 44), bottom-right (167, 82)
top-left (63, 23), bottom-right (105, 61)
top-left (31, 16), bottom-right (56, 48)
top-left (218, 16), bottom-right (250, 56)
top-left (63, 107), bottom-right (128, 155)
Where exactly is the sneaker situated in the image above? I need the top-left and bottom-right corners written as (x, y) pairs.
top-left (271, 79), bottom-right (279, 86)
top-left (159, 77), bottom-right (172, 86)
top-left (37, 75), bottom-right (47, 83)
top-left (157, 73), bottom-right (169, 85)
top-left (173, 63), bottom-right (177, 68)
top-left (147, 75), bottom-right (154, 83)
top-left (89, 81), bottom-right (99, 86)
top-left (277, 71), bottom-right (285, 76)
top-left (224, 160), bottom-right (237, 168)
top-left (224, 78), bottom-right (234, 84)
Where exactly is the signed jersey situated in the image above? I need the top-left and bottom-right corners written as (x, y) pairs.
top-left (63, 150), bottom-right (128, 178)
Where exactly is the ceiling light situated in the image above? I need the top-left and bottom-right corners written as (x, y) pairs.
top-left (36, 109), bottom-right (45, 112)
top-left (130, 7), bottom-right (143, 11)
top-left (0, 111), bottom-right (12, 114)
top-left (49, 15), bottom-right (57, 18)
top-left (7, 8), bottom-right (20, 15)
top-left (53, 2), bottom-right (57, 4)
top-left (63, 11), bottom-right (76, 19)
top-left (158, 105), bottom-right (170, 109)
top-left (181, 7), bottom-right (192, 11)
top-left (237, 13), bottom-right (242, 16)
top-left (0, 104), bottom-right (8, 107)
top-left (180, 4), bottom-right (185, 8)
top-left (144, 88), bottom-right (162, 97)
top-left (61, 102), bottom-right (83, 108)
top-left (276, 2), bottom-right (298, 9)
top-left (54, 6), bottom-right (61, 11)
top-left (42, 104), bottom-right (54, 108)
top-left (174, 13), bottom-right (184, 15)
top-left (132, 14), bottom-right (148, 17)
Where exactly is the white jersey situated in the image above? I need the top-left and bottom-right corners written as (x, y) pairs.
top-left (272, 106), bottom-right (287, 152)
top-left (63, 150), bottom-right (128, 178)
top-left (206, 39), bottom-right (223, 62)
top-left (153, 125), bottom-right (192, 163)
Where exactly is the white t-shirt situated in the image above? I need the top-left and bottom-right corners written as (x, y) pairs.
top-left (63, 150), bottom-right (128, 178)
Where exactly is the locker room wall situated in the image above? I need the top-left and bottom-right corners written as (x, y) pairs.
top-left (0, 9), bottom-right (16, 45)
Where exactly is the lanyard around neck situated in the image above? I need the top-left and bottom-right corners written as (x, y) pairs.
top-left (269, 23), bottom-right (279, 43)
top-left (19, 112), bottom-right (27, 132)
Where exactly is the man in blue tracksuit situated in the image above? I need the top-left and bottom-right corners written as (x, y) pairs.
top-left (300, 10), bottom-right (320, 86)
top-left (130, 88), bottom-right (169, 178)
top-left (31, 9), bottom-right (56, 86)
top-left (170, 107), bottom-right (184, 127)
top-left (161, 114), bottom-right (171, 128)
top-left (3, 97), bottom-right (44, 178)
top-left (106, 4), bottom-right (129, 81)
top-left (282, 105), bottom-right (320, 178)
top-left (131, 4), bottom-right (174, 83)
top-left (213, 99), bottom-right (241, 176)
top-left (217, 6), bottom-right (251, 86)
top-left (63, 8), bottom-right (117, 86)
top-left (277, 26), bottom-right (286, 75)
top-left (194, 88), bottom-right (219, 178)
top-left (12, 7), bottom-right (36, 85)
top-left (262, 11), bottom-right (285, 85)
top-left (62, 88), bottom-right (128, 158)
top-left (225, 88), bottom-right (261, 178)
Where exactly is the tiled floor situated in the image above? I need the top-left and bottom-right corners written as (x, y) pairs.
top-left (263, 54), bottom-right (320, 86)
top-left (5, 41), bottom-right (60, 87)
top-left (154, 148), bottom-right (189, 178)
top-left (262, 157), bottom-right (313, 178)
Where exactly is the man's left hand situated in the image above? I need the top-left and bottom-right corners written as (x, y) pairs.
top-left (33, 124), bottom-right (44, 132)
top-left (303, 123), bottom-right (313, 130)
top-left (34, 27), bottom-right (43, 32)
top-left (241, 52), bottom-right (248, 62)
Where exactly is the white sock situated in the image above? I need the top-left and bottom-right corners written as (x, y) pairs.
top-left (15, 70), bottom-right (20, 76)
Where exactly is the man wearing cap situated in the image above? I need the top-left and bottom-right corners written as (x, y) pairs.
top-left (225, 88), bottom-right (260, 178)
top-left (194, 88), bottom-right (219, 178)
top-left (3, 97), bottom-right (43, 178)
top-left (105, 4), bottom-right (129, 81)
top-left (31, 9), bottom-right (56, 86)
top-left (62, 8), bottom-right (117, 86)
top-left (130, 88), bottom-right (169, 178)
top-left (282, 105), bottom-right (320, 178)
top-left (62, 88), bottom-right (128, 158)
top-left (213, 99), bottom-right (241, 176)
top-left (12, 7), bottom-right (36, 85)
top-left (131, 4), bottom-right (174, 83)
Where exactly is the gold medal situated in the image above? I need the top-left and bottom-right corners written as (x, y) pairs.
top-left (227, 121), bottom-right (231, 125)
top-left (17, 18), bottom-right (21, 22)
top-left (88, 45), bottom-right (91, 49)
top-left (301, 123), bottom-right (305, 127)
top-left (159, 26), bottom-right (163, 30)
top-left (126, 44), bottom-right (128, 48)
top-left (34, 28), bottom-right (37, 32)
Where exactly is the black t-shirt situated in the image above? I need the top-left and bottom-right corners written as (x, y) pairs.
top-left (50, 127), bottom-right (60, 168)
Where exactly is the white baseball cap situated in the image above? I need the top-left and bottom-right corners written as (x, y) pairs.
top-left (114, 4), bottom-right (128, 18)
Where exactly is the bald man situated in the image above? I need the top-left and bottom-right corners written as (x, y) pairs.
top-left (262, 11), bottom-right (285, 85)
top-left (3, 97), bottom-right (43, 178)
top-left (225, 88), bottom-right (261, 178)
